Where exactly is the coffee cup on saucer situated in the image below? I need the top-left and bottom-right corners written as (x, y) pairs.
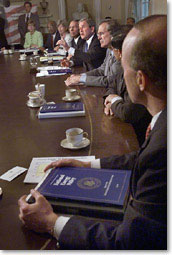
top-left (3, 49), bottom-right (9, 55)
top-left (28, 91), bottom-right (41, 105)
top-left (20, 54), bottom-right (26, 60)
top-left (65, 89), bottom-right (77, 99)
top-left (66, 127), bottom-right (88, 146)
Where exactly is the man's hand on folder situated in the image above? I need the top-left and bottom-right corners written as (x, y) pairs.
top-left (44, 159), bottom-right (91, 172)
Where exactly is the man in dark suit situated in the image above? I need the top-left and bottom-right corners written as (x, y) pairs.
top-left (58, 18), bottom-right (106, 71)
top-left (64, 19), bottom-right (119, 87)
top-left (18, 15), bottom-right (167, 250)
top-left (18, 1), bottom-right (40, 46)
top-left (60, 20), bottom-right (85, 67)
top-left (44, 20), bottom-right (60, 51)
top-left (103, 30), bottom-right (152, 146)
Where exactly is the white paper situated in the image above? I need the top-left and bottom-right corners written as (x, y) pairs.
top-left (36, 71), bottom-right (66, 77)
top-left (37, 66), bottom-right (70, 71)
top-left (0, 166), bottom-right (27, 182)
top-left (24, 156), bottom-right (95, 183)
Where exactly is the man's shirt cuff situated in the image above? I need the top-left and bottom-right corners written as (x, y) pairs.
top-left (68, 47), bottom-right (75, 56)
top-left (80, 73), bottom-right (87, 83)
top-left (111, 96), bottom-right (123, 105)
top-left (53, 216), bottom-right (71, 240)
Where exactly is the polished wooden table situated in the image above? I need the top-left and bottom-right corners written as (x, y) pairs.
top-left (0, 52), bottom-right (139, 250)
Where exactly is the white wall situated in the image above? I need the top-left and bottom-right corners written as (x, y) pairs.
top-left (151, 0), bottom-right (167, 15)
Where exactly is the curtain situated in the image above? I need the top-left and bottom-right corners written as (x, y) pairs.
top-left (58, 0), bottom-right (66, 21)
top-left (93, 0), bottom-right (101, 28)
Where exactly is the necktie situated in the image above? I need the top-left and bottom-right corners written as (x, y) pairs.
top-left (51, 35), bottom-right (54, 48)
top-left (26, 15), bottom-right (29, 24)
top-left (84, 42), bottom-right (88, 52)
top-left (145, 123), bottom-right (151, 140)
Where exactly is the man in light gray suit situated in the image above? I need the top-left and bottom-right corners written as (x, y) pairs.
top-left (18, 1), bottom-right (40, 46)
top-left (65, 19), bottom-right (119, 87)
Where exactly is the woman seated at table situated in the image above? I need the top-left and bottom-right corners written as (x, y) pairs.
top-left (24, 19), bottom-right (43, 49)
top-left (54, 20), bottom-right (72, 52)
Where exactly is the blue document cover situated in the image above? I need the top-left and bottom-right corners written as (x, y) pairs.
top-left (38, 167), bottom-right (131, 206)
top-left (40, 102), bottom-right (84, 113)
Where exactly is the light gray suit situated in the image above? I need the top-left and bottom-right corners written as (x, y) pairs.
top-left (18, 13), bottom-right (40, 46)
top-left (85, 48), bottom-right (117, 87)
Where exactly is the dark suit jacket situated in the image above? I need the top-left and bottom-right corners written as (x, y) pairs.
top-left (59, 108), bottom-right (167, 249)
top-left (73, 34), bottom-right (106, 71)
top-left (0, 17), bottom-right (8, 48)
top-left (104, 61), bottom-right (152, 146)
top-left (18, 13), bottom-right (40, 46)
top-left (44, 31), bottom-right (60, 50)
top-left (70, 36), bottom-right (85, 66)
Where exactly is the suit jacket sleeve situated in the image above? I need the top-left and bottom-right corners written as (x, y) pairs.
top-left (85, 60), bottom-right (120, 87)
top-left (32, 13), bottom-right (40, 31)
top-left (18, 15), bottom-right (25, 37)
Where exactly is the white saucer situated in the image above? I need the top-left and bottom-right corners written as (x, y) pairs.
top-left (19, 58), bottom-right (26, 61)
top-left (27, 99), bottom-right (46, 108)
top-left (60, 137), bottom-right (90, 150)
top-left (62, 95), bottom-right (81, 102)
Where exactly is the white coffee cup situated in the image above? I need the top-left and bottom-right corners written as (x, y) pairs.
top-left (3, 49), bottom-right (8, 55)
top-left (35, 84), bottom-right (45, 98)
top-left (65, 89), bottom-right (77, 99)
top-left (20, 54), bottom-right (26, 60)
top-left (28, 91), bottom-right (41, 105)
top-left (33, 50), bottom-right (38, 56)
top-left (66, 128), bottom-right (88, 146)
top-left (8, 49), bottom-right (14, 54)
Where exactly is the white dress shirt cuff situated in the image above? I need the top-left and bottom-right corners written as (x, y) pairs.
top-left (111, 96), bottom-right (123, 105)
top-left (68, 47), bottom-right (75, 56)
top-left (91, 159), bottom-right (101, 168)
top-left (53, 216), bottom-right (71, 240)
top-left (79, 73), bottom-right (87, 83)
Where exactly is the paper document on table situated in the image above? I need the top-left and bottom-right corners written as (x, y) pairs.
top-left (24, 156), bottom-right (95, 183)
top-left (36, 71), bottom-right (66, 77)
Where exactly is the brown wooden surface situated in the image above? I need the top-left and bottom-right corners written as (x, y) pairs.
top-left (0, 52), bottom-right (139, 250)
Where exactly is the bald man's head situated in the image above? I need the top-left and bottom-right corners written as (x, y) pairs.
top-left (127, 15), bottom-right (167, 90)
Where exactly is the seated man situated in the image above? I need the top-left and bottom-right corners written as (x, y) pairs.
top-left (57, 18), bottom-right (106, 71)
top-left (18, 1), bottom-right (40, 46)
top-left (60, 19), bottom-right (85, 66)
top-left (44, 21), bottom-right (60, 51)
top-left (64, 19), bottom-right (119, 87)
top-left (18, 15), bottom-right (167, 250)
top-left (104, 30), bottom-right (151, 146)
top-left (126, 17), bottom-right (135, 25)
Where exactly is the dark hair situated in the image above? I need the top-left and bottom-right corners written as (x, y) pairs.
top-left (79, 18), bottom-right (96, 30)
top-left (28, 19), bottom-right (35, 26)
top-left (130, 15), bottom-right (167, 89)
top-left (127, 17), bottom-right (135, 23)
top-left (24, 1), bottom-right (32, 7)
top-left (111, 25), bottom-right (132, 51)
top-left (99, 19), bottom-right (119, 35)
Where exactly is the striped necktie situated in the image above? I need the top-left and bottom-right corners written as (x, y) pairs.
top-left (145, 123), bottom-right (151, 140)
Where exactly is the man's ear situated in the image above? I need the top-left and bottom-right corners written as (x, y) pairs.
top-left (136, 70), bottom-right (146, 91)
top-left (91, 26), bottom-right (95, 33)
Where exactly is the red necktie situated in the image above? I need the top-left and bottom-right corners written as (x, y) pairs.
top-left (145, 123), bottom-right (151, 140)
